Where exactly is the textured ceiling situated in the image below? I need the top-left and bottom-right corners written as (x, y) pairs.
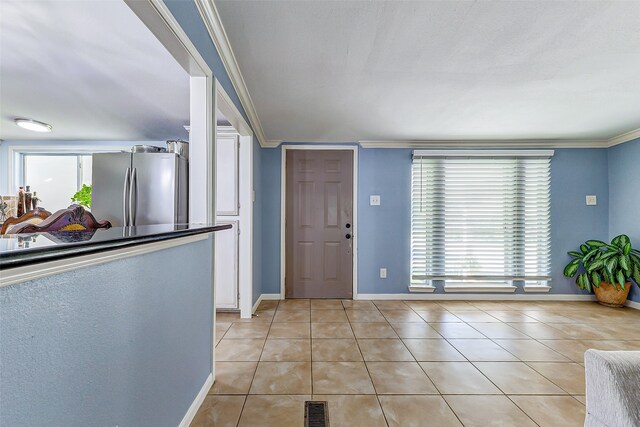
top-left (0, 0), bottom-right (189, 141)
top-left (216, 0), bottom-right (640, 143)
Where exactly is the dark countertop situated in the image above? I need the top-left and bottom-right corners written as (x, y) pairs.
top-left (0, 223), bottom-right (232, 269)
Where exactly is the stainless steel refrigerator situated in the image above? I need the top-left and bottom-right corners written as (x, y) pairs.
top-left (92, 152), bottom-right (188, 226)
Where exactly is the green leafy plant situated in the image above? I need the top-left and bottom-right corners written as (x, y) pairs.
top-left (564, 234), bottom-right (640, 292)
top-left (71, 184), bottom-right (92, 208)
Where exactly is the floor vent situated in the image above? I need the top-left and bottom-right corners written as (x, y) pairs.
top-left (305, 401), bottom-right (329, 427)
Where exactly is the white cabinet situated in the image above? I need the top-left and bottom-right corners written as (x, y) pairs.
top-left (215, 220), bottom-right (239, 309)
top-left (216, 135), bottom-right (239, 216)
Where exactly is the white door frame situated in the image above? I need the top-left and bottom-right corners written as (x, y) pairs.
top-left (214, 81), bottom-right (254, 319)
top-left (280, 145), bottom-right (359, 300)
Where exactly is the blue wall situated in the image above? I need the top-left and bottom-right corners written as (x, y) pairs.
top-left (0, 237), bottom-right (213, 426)
top-left (258, 146), bottom-right (611, 295)
top-left (608, 137), bottom-right (640, 302)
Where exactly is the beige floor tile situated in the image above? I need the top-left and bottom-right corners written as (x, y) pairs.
top-left (341, 300), bottom-right (377, 310)
top-left (391, 322), bottom-right (442, 338)
top-left (224, 323), bottom-right (271, 339)
top-left (374, 300), bottom-right (410, 310)
top-left (311, 322), bottom-right (355, 338)
top-left (404, 301), bottom-right (447, 310)
top-left (470, 301), bottom-right (513, 311)
top-left (310, 309), bottom-right (348, 323)
top-left (453, 311), bottom-right (501, 323)
top-left (546, 323), bottom-right (612, 340)
top-left (437, 301), bottom-right (478, 311)
top-left (380, 310), bottom-right (426, 323)
top-left (209, 362), bottom-right (257, 394)
top-left (414, 310), bottom-right (463, 322)
top-left (573, 395), bottom-right (586, 405)
top-left (419, 362), bottom-right (501, 394)
top-left (273, 310), bottom-right (310, 323)
top-left (218, 311), bottom-right (273, 323)
top-left (312, 395), bottom-right (387, 427)
top-left (351, 322), bottom-right (398, 338)
top-left (345, 309), bottom-right (386, 322)
top-left (508, 322), bottom-right (571, 339)
top-left (521, 310), bottom-right (574, 323)
top-left (483, 311), bottom-right (538, 323)
top-left (537, 339), bottom-right (591, 362)
top-left (216, 339), bottom-right (265, 361)
top-left (448, 339), bottom-right (518, 362)
top-left (310, 299), bottom-right (344, 310)
top-left (403, 339), bottom-right (466, 361)
top-left (527, 362), bottom-right (586, 394)
top-left (191, 395), bottom-right (245, 427)
top-left (468, 323), bottom-right (530, 339)
top-left (357, 338), bottom-right (415, 361)
top-left (430, 323), bottom-right (486, 339)
top-left (256, 300), bottom-right (279, 311)
top-left (277, 299), bottom-right (310, 311)
top-left (494, 339), bottom-right (569, 362)
top-left (249, 362), bottom-right (311, 394)
top-left (260, 338), bottom-right (311, 361)
top-left (582, 340), bottom-right (640, 351)
top-left (474, 362), bottom-right (566, 394)
top-left (445, 395), bottom-right (537, 427)
top-left (379, 395), bottom-right (462, 427)
top-left (312, 361), bottom-right (375, 394)
top-left (238, 395), bottom-right (309, 427)
top-left (268, 322), bottom-right (310, 339)
top-left (312, 339), bottom-right (363, 361)
top-left (510, 395), bottom-right (586, 427)
top-left (215, 322), bottom-right (232, 345)
top-left (367, 361), bottom-right (438, 394)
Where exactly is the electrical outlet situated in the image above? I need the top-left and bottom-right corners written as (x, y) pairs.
top-left (370, 195), bottom-right (381, 206)
top-left (380, 268), bottom-right (387, 279)
top-left (586, 195), bottom-right (597, 206)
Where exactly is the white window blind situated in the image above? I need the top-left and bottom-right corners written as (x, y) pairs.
top-left (410, 152), bottom-right (551, 289)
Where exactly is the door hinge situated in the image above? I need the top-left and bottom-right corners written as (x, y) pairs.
top-left (237, 227), bottom-right (241, 235)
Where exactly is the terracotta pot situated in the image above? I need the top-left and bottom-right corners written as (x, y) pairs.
top-left (593, 281), bottom-right (631, 307)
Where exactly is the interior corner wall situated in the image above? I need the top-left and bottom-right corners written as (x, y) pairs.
top-left (608, 137), bottom-right (640, 302)
top-left (257, 145), bottom-right (611, 296)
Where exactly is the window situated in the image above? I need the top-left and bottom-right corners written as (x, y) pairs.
top-left (410, 151), bottom-right (552, 292)
top-left (23, 154), bottom-right (92, 212)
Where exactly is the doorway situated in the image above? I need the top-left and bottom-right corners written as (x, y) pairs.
top-left (282, 147), bottom-right (358, 299)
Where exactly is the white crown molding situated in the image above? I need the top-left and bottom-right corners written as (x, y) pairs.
top-left (195, 0), bottom-right (268, 147)
top-left (359, 139), bottom-right (610, 149)
top-left (607, 127), bottom-right (640, 147)
top-left (263, 140), bottom-right (282, 148)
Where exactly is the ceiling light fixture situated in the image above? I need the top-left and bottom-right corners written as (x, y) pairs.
top-left (14, 118), bottom-right (52, 133)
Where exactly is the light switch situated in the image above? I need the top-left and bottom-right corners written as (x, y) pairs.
top-left (380, 268), bottom-right (387, 279)
top-left (370, 195), bottom-right (381, 206)
top-left (586, 195), bottom-right (597, 206)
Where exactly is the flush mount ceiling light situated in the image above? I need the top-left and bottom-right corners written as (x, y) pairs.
top-left (14, 118), bottom-right (52, 133)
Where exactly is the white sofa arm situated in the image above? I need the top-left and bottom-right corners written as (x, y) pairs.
top-left (585, 349), bottom-right (640, 427)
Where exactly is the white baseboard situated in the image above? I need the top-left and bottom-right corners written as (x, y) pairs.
top-left (356, 293), bottom-right (598, 301)
top-left (179, 373), bottom-right (213, 427)
top-left (252, 293), bottom-right (282, 313)
top-left (625, 300), bottom-right (640, 310)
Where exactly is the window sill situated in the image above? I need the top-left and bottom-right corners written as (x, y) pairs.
top-left (523, 285), bottom-right (552, 293)
top-left (408, 284), bottom-right (436, 293)
top-left (444, 285), bottom-right (517, 293)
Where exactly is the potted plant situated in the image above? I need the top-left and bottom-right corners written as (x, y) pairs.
top-left (564, 234), bottom-right (640, 307)
top-left (71, 184), bottom-right (92, 209)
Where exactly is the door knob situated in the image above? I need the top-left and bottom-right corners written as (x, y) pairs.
top-left (345, 223), bottom-right (351, 229)
top-left (345, 233), bottom-right (351, 239)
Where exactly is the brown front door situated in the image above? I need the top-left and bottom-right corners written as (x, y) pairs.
top-left (285, 149), bottom-right (354, 299)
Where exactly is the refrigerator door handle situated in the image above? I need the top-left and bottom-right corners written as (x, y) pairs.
top-left (129, 167), bottom-right (138, 226)
top-left (123, 167), bottom-right (131, 226)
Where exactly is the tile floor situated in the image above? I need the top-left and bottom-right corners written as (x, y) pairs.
top-left (191, 299), bottom-right (640, 426)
